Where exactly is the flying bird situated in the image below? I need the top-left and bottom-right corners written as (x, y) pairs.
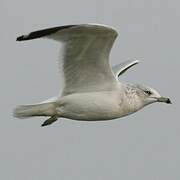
top-left (14, 24), bottom-right (171, 126)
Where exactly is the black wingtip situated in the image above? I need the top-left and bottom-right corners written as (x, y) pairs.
top-left (16, 25), bottom-right (76, 42)
top-left (16, 35), bottom-right (26, 41)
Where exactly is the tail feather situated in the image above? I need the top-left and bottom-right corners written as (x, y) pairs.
top-left (13, 103), bottom-right (56, 119)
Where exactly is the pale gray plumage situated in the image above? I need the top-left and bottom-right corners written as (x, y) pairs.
top-left (112, 59), bottom-right (139, 80)
top-left (14, 24), bottom-right (171, 126)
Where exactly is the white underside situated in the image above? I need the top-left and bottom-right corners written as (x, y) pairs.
top-left (52, 84), bottom-right (141, 121)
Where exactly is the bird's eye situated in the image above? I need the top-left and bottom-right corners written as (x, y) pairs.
top-left (144, 90), bottom-right (152, 95)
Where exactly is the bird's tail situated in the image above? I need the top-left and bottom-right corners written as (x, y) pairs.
top-left (13, 103), bottom-right (56, 119)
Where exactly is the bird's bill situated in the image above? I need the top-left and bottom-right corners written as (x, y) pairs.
top-left (156, 97), bottom-right (172, 104)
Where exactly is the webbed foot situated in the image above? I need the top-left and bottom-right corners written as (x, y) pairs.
top-left (41, 115), bottom-right (58, 127)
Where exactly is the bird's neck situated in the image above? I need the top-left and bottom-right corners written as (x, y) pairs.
top-left (123, 84), bottom-right (144, 113)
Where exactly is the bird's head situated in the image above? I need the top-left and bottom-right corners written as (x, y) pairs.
top-left (134, 84), bottom-right (172, 106)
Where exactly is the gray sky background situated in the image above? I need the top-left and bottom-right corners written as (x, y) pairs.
top-left (0, 0), bottom-right (179, 179)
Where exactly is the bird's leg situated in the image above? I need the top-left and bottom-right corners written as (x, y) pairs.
top-left (41, 115), bottom-right (58, 127)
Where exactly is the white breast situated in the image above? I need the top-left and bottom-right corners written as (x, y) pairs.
top-left (56, 90), bottom-right (124, 121)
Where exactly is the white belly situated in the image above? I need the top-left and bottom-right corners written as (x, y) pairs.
top-left (56, 91), bottom-right (128, 121)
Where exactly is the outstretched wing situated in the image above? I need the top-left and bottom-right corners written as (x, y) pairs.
top-left (112, 60), bottom-right (139, 80)
top-left (17, 24), bottom-right (118, 96)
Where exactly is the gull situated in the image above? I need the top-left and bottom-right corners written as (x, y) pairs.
top-left (14, 24), bottom-right (171, 127)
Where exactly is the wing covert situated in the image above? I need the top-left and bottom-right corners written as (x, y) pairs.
top-left (17, 24), bottom-right (119, 96)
